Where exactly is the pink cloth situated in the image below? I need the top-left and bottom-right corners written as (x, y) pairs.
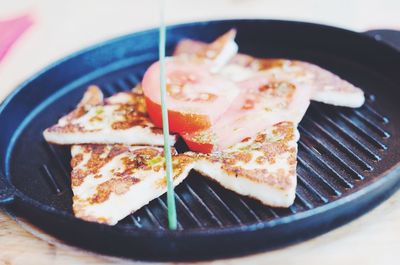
top-left (0, 14), bottom-right (33, 63)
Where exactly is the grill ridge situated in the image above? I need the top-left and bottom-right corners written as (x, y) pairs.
top-left (295, 188), bottom-right (315, 209)
top-left (125, 74), bottom-right (140, 86)
top-left (102, 83), bottom-right (117, 96)
top-left (43, 142), bottom-right (71, 185)
top-left (298, 141), bottom-right (354, 189)
top-left (237, 197), bottom-right (263, 222)
top-left (184, 182), bottom-right (224, 227)
top-left (297, 167), bottom-right (329, 203)
top-left (306, 116), bottom-right (376, 169)
top-left (130, 215), bottom-right (142, 227)
top-left (266, 208), bottom-right (280, 218)
top-left (352, 110), bottom-right (390, 138)
top-left (40, 164), bottom-right (63, 194)
top-left (288, 204), bottom-right (298, 214)
top-left (174, 193), bottom-right (204, 228)
top-left (197, 178), bottom-right (243, 225)
top-left (336, 112), bottom-right (388, 150)
top-left (363, 103), bottom-right (389, 124)
top-left (156, 197), bottom-right (183, 229)
top-left (298, 156), bottom-right (342, 196)
top-left (299, 125), bottom-right (364, 180)
top-left (189, 178), bottom-right (242, 226)
top-left (144, 205), bottom-right (165, 229)
top-left (297, 174), bottom-right (329, 203)
top-left (310, 106), bottom-right (382, 160)
top-left (115, 79), bottom-right (131, 91)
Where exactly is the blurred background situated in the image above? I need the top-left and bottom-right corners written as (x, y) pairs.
top-left (1, 0), bottom-right (400, 100)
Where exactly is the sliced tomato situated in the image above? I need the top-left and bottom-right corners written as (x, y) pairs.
top-left (142, 59), bottom-right (240, 133)
top-left (182, 130), bottom-right (215, 154)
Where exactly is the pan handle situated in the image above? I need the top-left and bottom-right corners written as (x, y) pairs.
top-left (364, 29), bottom-right (400, 51)
top-left (0, 174), bottom-right (16, 205)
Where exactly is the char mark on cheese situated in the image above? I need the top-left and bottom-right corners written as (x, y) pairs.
top-left (43, 85), bottom-right (176, 146)
top-left (70, 144), bottom-right (194, 225)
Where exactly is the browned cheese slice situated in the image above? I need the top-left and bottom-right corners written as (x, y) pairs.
top-left (190, 122), bottom-right (299, 207)
top-left (173, 29), bottom-right (238, 72)
top-left (174, 34), bottom-right (365, 108)
top-left (43, 85), bottom-right (176, 146)
top-left (227, 56), bottom-right (365, 108)
top-left (70, 144), bottom-right (194, 225)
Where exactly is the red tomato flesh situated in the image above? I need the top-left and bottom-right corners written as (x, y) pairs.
top-left (142, 59), bottom-right (240, 133)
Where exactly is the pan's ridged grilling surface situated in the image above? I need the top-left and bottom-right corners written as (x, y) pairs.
top-left (1, 21), bottom-right (399, 260)
top-left (25, 65), bottom-right (391, 230)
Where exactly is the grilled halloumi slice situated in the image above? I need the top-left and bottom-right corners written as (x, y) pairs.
top-left (174, 36), bottom-right (365, 108)
top-left (227, 56), bottom-right (365, 108)
top-left (71, 144), bottom-right (195, 225)
top-left (173, 29), bottom-right (238, 72)
top-left (43, 85), bottom-right (176, 146)
top-left (191, 122), bottom-right (299, 207)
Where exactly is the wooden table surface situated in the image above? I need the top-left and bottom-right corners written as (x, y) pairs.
top-left (0, 1), bottom-right (399, 264)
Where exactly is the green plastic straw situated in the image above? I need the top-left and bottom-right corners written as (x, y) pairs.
top-left (159, 0), bottom-right (177, 230)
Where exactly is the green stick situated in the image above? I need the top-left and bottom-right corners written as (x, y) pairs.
top-left (159, 0), bottom-right (177, 230)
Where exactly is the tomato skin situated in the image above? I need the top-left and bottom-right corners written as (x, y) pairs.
top-left (181, 133), bottom-right (214, 153)
top-left (145, 97), bottom-right (212, 133)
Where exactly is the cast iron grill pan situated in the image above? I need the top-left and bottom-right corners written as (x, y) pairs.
top-left (0, 20), bottom-right (399, 261)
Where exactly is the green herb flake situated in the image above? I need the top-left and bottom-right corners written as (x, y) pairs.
top-left (147, 156), bottom-right (163, 166)
top-left (95, 108), bottom-right (104, 115)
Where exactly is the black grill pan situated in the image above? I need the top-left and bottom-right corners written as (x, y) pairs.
top-left (0, 20), bottom-right (399, 261)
